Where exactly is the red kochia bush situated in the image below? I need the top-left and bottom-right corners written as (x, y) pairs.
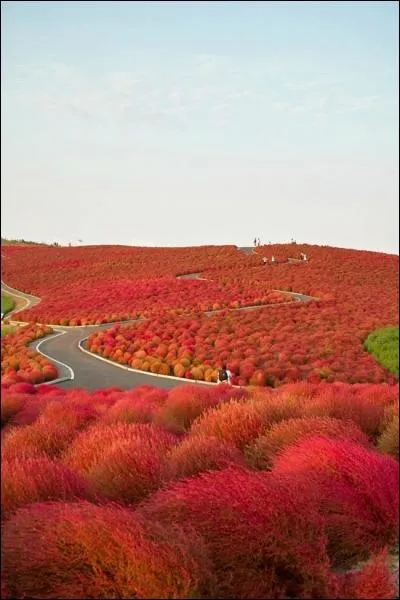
top-left (333, 550), bottom-right (397, 599)
top-left (1, 457), bottom-right (90, 520)
top-left (189, 393), bottom-right (303, 450)
top-left (245, 417), bottom-right (370, 470)
top-left (155, 385), bottom-right (222, 433)
top-left (138, 467), bottom-right (331, 599)
top-left (1, 393), bottom-right (28, 427)
top-left (302, 388), bottom-right (393, 439)
top-left (6, 395), bottom-right (49, 427)
top-left (101, 394), bottom-right (159, 424)
top-left (2, 421), bottom-right (78, 460)
top-left (62, 423), bottom-right (176, 504)
top-left (162, 435), bottom-right (246, 481)
top-left (37, 399), bottom-right (99, 430)
top-left (6, 382), bottom-right (36, 395)
top-left (1, 501), bottom-right (215, 599)
top-left (272, 437), bottom-right (399, 566)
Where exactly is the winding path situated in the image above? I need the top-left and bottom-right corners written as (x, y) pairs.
top-left (1, 263), bottom-right (316, 390)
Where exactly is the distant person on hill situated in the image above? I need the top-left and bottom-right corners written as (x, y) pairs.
top-left (218, 364), bottom-right (232, 385)
top-left (271, 255), bottom-right (276, 263)
top-left (262, 256), bottom-right (268, 265)
top-left (254, 237), bottom-right (257, 247)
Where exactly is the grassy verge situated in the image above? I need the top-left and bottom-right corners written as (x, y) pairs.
top-left (1, 325), bottom-right (16, 337)
top-left (364, 326), bottom-right (399, 378)
top-left (1, 294), bottom-right (15, 315)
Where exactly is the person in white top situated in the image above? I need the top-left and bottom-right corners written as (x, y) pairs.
top-left (217, 364), bottom-right (233, 385)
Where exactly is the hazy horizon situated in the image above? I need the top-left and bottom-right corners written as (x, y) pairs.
top-left (1, 1), bottom-right (399, 254)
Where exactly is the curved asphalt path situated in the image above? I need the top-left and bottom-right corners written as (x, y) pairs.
top-left (1, 254), bottom-right (316, 390)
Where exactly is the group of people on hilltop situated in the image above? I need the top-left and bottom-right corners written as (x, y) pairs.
top-left (261, 253), bottom-right (308, 266)
top-left (262, 256), bottom-right (275, 265)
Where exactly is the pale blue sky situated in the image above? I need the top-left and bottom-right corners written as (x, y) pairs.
top-left (1, 1), bottom-right (398, 252)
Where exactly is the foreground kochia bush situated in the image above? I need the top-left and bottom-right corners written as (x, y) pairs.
top-left (1, 501), bottom-right (215, 599)
top-left (272, 436), bottom-right (399, 566)
top-left (138, 466), bottom-right (332, 599)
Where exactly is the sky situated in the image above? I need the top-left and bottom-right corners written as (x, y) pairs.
top-left (1, 0), bottom-right (399, 253)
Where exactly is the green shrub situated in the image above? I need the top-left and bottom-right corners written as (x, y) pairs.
top-left (364, 327), bottom-right (399, 378)
top-left (1, 295), bottom-right (15, 315)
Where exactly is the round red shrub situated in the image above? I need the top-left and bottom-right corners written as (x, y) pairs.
top-left (2, 421), bottom-right (79, 461)
top-left (7, 382), bottom-right (36, 395)
top-left (189, 393), bottom-right (303, 450)
top-left (1, 501), bottom-right (215, 599)
top-left (37, 399), bottom-right (99, 431)
top-left (272, 436), bottom-right (399, 566)
top-left (7, 396), bottom-right (49, 427)
top-left (101, 395), bottom-right (159, 425)
top-left (245, 417), bottom-right (370, 470)
top-left (1, 457), bottom-right (91, 520)
top-left (63, 423), bottom-right (176, 503)
top-left (302, 389), bottom-right (391, 439)
top-left (138, 467), bottom-right (331, 598)
top-left (163, 435), bottom-right (246, 481)
top-left (1, 394), bottom-right (28, 427)
top-left (155, 385), bottom-right (221, 433)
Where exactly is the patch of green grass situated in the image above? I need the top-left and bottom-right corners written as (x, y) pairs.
top-left (364, 326), bottom-right (399, 378)
top-left (1, 324), bottom-right (16, 336)
top-left (1, 294), bottom-right (15, 315)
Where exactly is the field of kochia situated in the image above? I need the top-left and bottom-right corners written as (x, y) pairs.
top-left (1, 241), bottom-right (399, 599)
top-left (1, 242), bottom-right (399, 387)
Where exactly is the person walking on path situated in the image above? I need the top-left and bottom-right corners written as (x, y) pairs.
top-left (217, 364), bottom-right (233, 385)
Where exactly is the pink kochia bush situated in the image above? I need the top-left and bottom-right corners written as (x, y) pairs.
top-left (272, 436), bottom-right (399, 566)
top-left (138, 467), bottom-right (332, 599)
top-left (1, 501), bottom-right (215, 599)
top-left (62, 423), bottom-right (177, 504)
